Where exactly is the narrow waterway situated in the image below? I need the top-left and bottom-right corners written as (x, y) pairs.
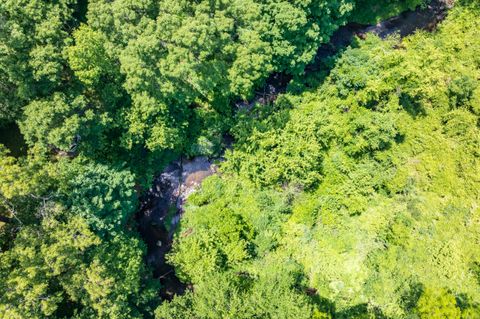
top-left (136, 0), bottom-right (452, 298)
top-left (137, 157), bottom-right (218, 298)
top-left (241, 0), bottom-right (452, 108)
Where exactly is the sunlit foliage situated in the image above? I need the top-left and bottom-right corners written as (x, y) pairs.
top-left (165, 3), bottom-right (480, 317)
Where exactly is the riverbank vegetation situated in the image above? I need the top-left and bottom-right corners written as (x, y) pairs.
top-left (1, 0), bottom-right (479, 318)
top-left (161, 2), bottom-right (480, 318)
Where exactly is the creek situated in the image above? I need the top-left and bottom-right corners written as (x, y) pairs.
top-left (136, 157), bottom-right (219, 298)
top-left (124, 0), bottom-right (455, 299)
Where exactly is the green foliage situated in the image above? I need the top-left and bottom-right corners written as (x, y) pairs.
top-left (2, 0), bottom-right (479, 318)
top-left (3, 0), bottom-right (427, 165)
top-left (0, 148), bottom-right (49, 249)
top-left (226, 98), bottom-right (326, 188)
top-left (164, 3), bottom-right (480, 318)
top-left (88, 0), bottom-right (360, 154)
top-left (66, 25), bottom-right (116, 87)
top-left (156, 257), bottom-right (329, 319)
top-left (0, 0), bottom-right (77, 123)
top-left (0, 207), bottom-right (158, 318)
top-left (20, 93), bottom-right (112, 154)
top-left (415, 288), bottom-right (462, 319)
top-left (0, 146), bottom-right (41, 199)
top-left (0, 150), bottom-right (159, 317)
top-left (56, 160), bottom-right (137, 234)
top-left (168, 176), bottom-right (261, 282)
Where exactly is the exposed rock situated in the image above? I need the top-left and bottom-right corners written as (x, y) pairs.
top-left (136, 156), bottom-right (218, 298)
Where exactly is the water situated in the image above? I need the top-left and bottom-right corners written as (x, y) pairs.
top-left (136, 156), bottom-right (218, 298)
top-left (0, 123), bottom-right (27, 157)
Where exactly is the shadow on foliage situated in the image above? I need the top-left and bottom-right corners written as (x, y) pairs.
top-left (400, 282), bottom-right (424, 313)
top-left (335, 304), bottom-right (393, 319)
top-left (309, 293), bottom-right (395, 319)
top-left (0, 122), bottom-right (27, 158)
top-left (400, 93), bottom-right (426, 118)
top-left (72, 0), bottom-right (88, 24)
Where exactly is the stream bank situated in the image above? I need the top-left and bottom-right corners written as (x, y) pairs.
top-left (136, 0), bottom-right (453, 299)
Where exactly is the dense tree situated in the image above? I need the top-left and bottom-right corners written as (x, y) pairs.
top-left (164, 2), bottom-right (480, 317)
top-left (0, 150), bottom-right (158, 317)
top-left (157, 259), bottom-right (330, 319)
top-left (0, 147), bottom-right (57, 249)
top-left (86, 0), bottom-right (361, 155)
top-left (0, 206), bottom-right (158, 319)
top-left (415, 288), bottom-right (461, 319)
top-left (21, 93), bottom-right (91, 153)
top-left (55, 160), bottom-right (137, 234)
top-left (2, 0), bottom-right (478, 318)
top-left (0, 0), bottom-right (78, 124)
top-left (66, 25), bottom-right (117, 88)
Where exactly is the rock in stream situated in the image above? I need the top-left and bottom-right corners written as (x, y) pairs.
top-left (136, 157), bottom-right (218, 298)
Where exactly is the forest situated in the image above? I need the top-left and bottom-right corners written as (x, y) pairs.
top-left (0, 0), bottom-right (479, 318)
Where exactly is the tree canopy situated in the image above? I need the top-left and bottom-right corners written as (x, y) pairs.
top-left (1, 0), bottom-right (478, 318)
top-left (163, 2), bottom-right (480, 317)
